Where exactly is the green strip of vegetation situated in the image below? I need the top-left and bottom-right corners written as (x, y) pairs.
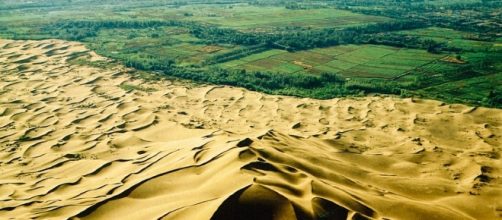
top-left (0, 0), bottom-right (500, 108)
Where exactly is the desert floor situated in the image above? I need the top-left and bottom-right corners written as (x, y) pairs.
top-left (0, 39), bottom-right (501, 220)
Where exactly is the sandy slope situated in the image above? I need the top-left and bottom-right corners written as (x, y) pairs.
top-left (0, 39), bottom-right (501, 220)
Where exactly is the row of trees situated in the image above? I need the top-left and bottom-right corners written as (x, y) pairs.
top-left (345, 0), bottom-right (502, 36)
top-left (99, 46), bottom-right (359, 99)
top-left (204, 44), bottom-right (268, 65)
top-left (42, 20), bottom-right (189, 40)
top-left (65, 17), bottom-right (495, 103)
top-left (42, 18), bottom-right (430, 52)
top-left (360, 33), bottom-right (461, 53)
top-left (190, 20), bottom-right (428, 51)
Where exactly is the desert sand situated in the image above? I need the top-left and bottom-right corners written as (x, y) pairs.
top-left (0, 39), bottom-right (501, 220)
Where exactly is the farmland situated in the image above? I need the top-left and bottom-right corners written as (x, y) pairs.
top-left (0, 0), bottom-right (500, 107)
top-left (394, 27), bottom-right (499, 52)
top-left (179, 6), bottom-right (391, 31)
top-left (85, 27), bottom-right (243, 67)
top-left (103, 4), bottom-right (392, 31)
top-left (415, 72), bottom-right (502, 106)
top-left (217, 45), bottom-right (445, 79)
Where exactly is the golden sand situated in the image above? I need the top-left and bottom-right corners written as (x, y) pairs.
top-left (0, 39), bottom-right (501, 220)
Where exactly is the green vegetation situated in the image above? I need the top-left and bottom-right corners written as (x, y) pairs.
top-left (119, 84), bottom-right (157, 93)
top-left (181, 6), bottom-right (391, 31)
top-left (86, 27), bottom-right (244, 67)
top-left (218, 45), bottom-right (444, 79)
top-left (18, 135), bottom-right (32, 142)
top-left (69, 57), bottom-right (116, 69)
top-left (414, 72), bottom-right (502, 106)
top-left (395, 27), bottom-right (499, 52)
top-left (0, 0), bottom-right (500, 108)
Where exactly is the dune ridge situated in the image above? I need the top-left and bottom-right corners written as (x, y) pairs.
top-left (0, 39), bottom-right (501, 220)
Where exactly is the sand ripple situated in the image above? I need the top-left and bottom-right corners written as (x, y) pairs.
top-left (0, 39), bottom-right (501, 220)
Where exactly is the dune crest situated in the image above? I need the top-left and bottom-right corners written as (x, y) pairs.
top-left (0, 39), bottom-right (501, 220)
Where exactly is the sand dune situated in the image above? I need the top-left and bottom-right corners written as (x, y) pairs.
top-left (0, 39), bottom-right (501, 220)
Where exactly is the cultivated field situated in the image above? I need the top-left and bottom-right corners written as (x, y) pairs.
top-left (0, 0), bottom-right (500, 107)
top-left (86, 27), bottom-right (243, 66)
top-left (218, 44), bottom-right (446, 79)
top-left (396, 27), bottom-right (499, 52)
top-left (187, 6), bottom-right (391, 31)
top-left (418, 72), bottom-right (502, 105)
top-left (135, 5), bottom-right (392, 31)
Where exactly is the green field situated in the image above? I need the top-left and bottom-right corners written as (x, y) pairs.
top-left (416, 72), bottom-right (502, 105)
top-left (396, 27), bottom-right (498, 52)
top-left (85, 27), bottom-right (244, 67)
top-left (180, 5), bottom-right (391, 31)
top-left (0, 4), bottom-right (390, 34)
top-left (217, 44), bottom-right (445, 79)
top-left (116, 5), bottom-right (391, 32)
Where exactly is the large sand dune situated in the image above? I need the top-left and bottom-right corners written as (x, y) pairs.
top-left (0, 39), bottom-right (501, 220)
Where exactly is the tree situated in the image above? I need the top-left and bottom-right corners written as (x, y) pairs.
top-left (488, 90), bottom-right (502, 107)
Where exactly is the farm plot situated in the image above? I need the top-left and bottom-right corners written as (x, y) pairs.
top-left (85, 27), bottom-right (243, 66)
top-left (218, 44), bottom-right (445, 79)
top-left (416, 72), bottom-right (502, 105)
top-left (176, 5), bottom-right (391, 31)
top-left (395, 27), bottom-right (497, 52)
